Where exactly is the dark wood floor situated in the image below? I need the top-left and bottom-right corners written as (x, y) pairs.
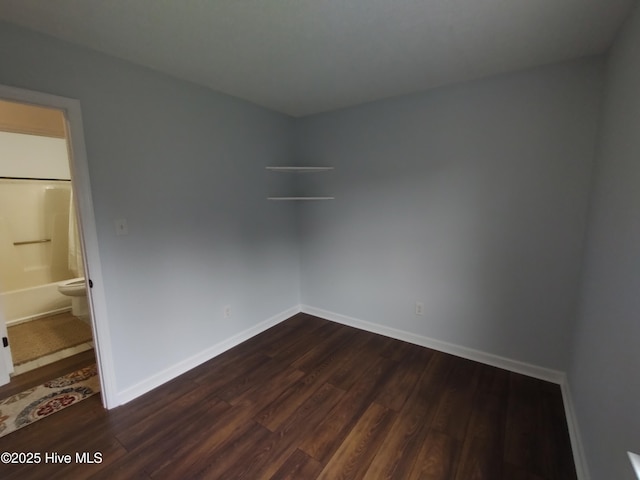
top-left (0, 313), bottom-right (577, 479)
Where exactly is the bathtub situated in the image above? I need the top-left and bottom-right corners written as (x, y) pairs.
top-left (0, 280), bottom-right (72, 326)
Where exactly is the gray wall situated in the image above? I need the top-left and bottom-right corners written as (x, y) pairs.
top-left (296, 58), bottom-right (604, 371)
top-left (3, 21), bottom-right (636, 478)
top-left (569, 4), bottom-right (640, 479)
top-left (0, 22), bottom-right (300, 393)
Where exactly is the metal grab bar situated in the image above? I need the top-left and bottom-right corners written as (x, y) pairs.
top-left (13, 239), bottom-right (51, 246)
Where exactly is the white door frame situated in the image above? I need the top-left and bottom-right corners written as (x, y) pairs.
top-left (0, 84), bottom-right (117, 409)
top-left (0, 306), bottom-right (10, 385)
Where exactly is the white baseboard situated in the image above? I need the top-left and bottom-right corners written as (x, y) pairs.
top-left (301, 305), bottom-right (564, 384)
top-left (114, 305), bottom-right (300, 406)
top-left (301, 304), bottom-right (590, 478)
top-left (6, 307), bottom-right (72, 327)
top-left (560, 379), bottom-right (591, 480)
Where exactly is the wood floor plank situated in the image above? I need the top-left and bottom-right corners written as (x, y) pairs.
top-left (277, 382), bottom-right (346, 437)
top-left (430, 358), bottom-right (481, 441)
top-left (379, 336), bottom-right (415, 361)
top-left (361, 332), bottom-right (398, 357)
top-left (115, 384), bottom-right (230, 449)
top-left (86, 450), bottom-right (158, 479)
top-left (105, 374), bottom-right (201, 432)
top-left (240, 382), bottom-right (345, 479)
top-left (291, 323), bottom-right (356, 372)
top-left (119, 396), bottom-right (230, 454)
top-left (216, 355), bottom-right (292, 403)
top-left (253, 336), bottom-right (354, 431)
top-left (316, 402), bottom-right (395, 480)
top-left (227, 364), bottom-right (306, 413)
top-left (503, 463), bottom-right (547, 480)
top-left (147, 408), bottom-right (259, 478)
top-left (362, 393), bottom-right (431, 479)
top-left (231, 314), bottom-right (314, 356)
top-left (91, 397), bottom-right (232, 478)
top-left (505, 373), bottom-right (545, 476)
top-left (375, 346), bottom-right (433, 411)
top-left (403, 351), bottom-right (455, 429)
top-left (39, 435), bottom-right (126, 480)
top-left (325, 329), bottom-right (377, 390)
top-left (199, 423), bottom-right (277, 479)
top-left (269, 449), bottom-right (323, 480)
top-left (367, 347), bottom-right (457, 478)
top-left (455, 434), bottom-right (503, 480)
top-left (269, 320), bottom-right (338, 365)
top-left (537, 379), bottom-right (578, 480)
top-left (0, 315), bottom-right (577, 480)
top-left (191, 349), bottom-right (269, 388)
top-left (408, 430), bottom-right (460, 480)
top-left (454, 365), bottom-right (509, 480)
top-left (297, 355), bottom-right (396, 463)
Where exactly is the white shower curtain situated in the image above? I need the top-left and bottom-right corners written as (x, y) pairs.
top-left (68, 190), bottom-right (83, 277)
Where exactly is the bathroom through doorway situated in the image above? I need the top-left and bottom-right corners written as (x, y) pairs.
top-left (0, 99), bottom-right (94, 377)
top-left (0, 83), bottom-right (114, 410)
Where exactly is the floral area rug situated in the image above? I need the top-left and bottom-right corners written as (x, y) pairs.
top-left (0, 364), bottom-right (100, 438)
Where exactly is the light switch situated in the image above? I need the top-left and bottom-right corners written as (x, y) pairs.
top-left (115, 218), bottom-right (128, 236)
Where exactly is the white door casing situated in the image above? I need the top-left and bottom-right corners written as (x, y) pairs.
top-left (0, 301), bottom-right (11, 385)
top-left (0, 83), bottom-right (117, 408)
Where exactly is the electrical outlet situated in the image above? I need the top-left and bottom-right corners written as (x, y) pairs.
top-left (415, 302), bottom-right (424, 316)
top-left (223, 305), bottom-right (231, 319)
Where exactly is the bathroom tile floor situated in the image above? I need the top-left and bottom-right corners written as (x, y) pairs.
top-left (12, 341), bottom-right (93, 375)
top-left (7, 311), bottom-right (93, 376)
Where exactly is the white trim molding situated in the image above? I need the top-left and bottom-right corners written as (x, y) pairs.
top-left (560, 378), bottom-right (591, 480)
top-left (5, 307), bottom-right (72, 327)
top-left (301, 305), bottom-right (564, 384)
top-left (115, 305), bottom-right (299, 406)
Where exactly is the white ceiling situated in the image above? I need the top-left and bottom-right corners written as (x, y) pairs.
top-left (0, 0), bottom-right (635, 117)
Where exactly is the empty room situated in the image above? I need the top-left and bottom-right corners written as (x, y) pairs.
top-left (0, 1), bottom-right (639, 479)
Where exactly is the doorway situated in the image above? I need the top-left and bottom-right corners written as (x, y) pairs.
top-left (0, 84), bottom-right (114, 409)
top-left (0, 99), bottom-right (95, 377)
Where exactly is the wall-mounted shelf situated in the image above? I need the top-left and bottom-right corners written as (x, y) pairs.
top-left (266, 165), bottom-right (334, 200)
top-left (266, 166), bottom-right (334, 173)
top-left (267, 196), bottom-right (335, 201)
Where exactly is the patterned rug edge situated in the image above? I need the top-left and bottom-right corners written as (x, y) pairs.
top-left (0, 364), bottom-right (100, 438)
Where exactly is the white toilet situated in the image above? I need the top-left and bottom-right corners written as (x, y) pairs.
top-left (58, 278), bottom-right (89, 318)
